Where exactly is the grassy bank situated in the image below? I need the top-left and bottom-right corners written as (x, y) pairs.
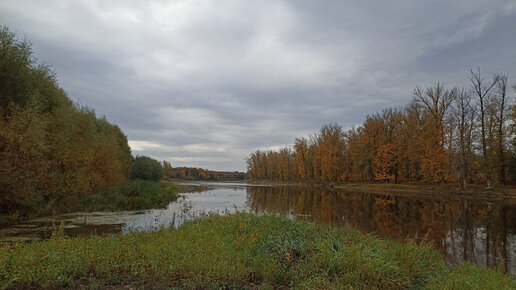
top-left (1, 214), bottom-right (514, 289)
top-left (2, 180), bottom-right (181, 224)
top-left (79, 179), bottom-right (181, 211)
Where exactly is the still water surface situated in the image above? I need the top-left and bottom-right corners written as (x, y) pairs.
top-left (2, 182), bottom-right (516, 275)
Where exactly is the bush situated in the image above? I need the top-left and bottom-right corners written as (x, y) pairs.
top-left (131, 156), bottom-right (163, 181)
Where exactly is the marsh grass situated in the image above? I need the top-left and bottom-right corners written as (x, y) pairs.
top-left (0, 214), bottom-right (514, 289)
top-left (79, 179), bottom-right (180, 211)
top-left (3, 180), bottom-right (181, 222)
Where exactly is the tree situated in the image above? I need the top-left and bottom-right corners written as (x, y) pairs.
top-left (0, 103), bottom-right (49, 210)
top-left (493, 74), bottom-right (509, 184)
top-left (245, 70), bottom-right (516, 188)
top-left (413, 83), bottom-right (455, 182)
top-left (131, 156), bottom-right (163, 181)
top-left (361, 115), bottom-right (384, 181)
top-left (162, 160), bottom-right (174, 178)
top-left (294, 138), bottom-right (309, 181)
top-left (374, 143), bottom-right (397, 182)
top-left (509, 87), bottom-right (516, 184)
top-left (0, 26), bottom-right (134, 212)
top-left (469, 68), bottom-right (499, 188)
top-left (317, 123), bottom-right (346, 183)
top-left (452, 89), bottom-right (474, 188)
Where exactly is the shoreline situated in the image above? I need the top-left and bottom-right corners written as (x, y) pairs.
top-left (4, 180), bottom-right (514, 227)
top-left (244, 180), bottom-right (516, 200)
top-left (0, 181), bottom-right (182, 227)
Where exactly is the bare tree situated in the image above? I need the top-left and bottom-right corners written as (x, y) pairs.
top-left (469, 68), bottom-right (499, 188)
top-left (493, 73), bottom-right (508, 184)
top-left (413, 83), bottom-right (456, 183)
top-left (413, 82), bottom-right (456, 137)
top-left (452, 89), bottom-right (473, 189)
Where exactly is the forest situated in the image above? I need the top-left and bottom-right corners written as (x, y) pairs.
top-left (0, 26), bottom-right (245, 217)
top-left (247, 75), bottom-right (516, 187)
top-left (0, 26), bottom-right (133, 213)
top-left (162, 161), bottom-right (246, 181)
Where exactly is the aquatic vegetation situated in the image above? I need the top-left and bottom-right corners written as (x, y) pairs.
top-left (1, 214), bottom-right (514, 289)
top-left (80, 179), bottom-right (181, 211)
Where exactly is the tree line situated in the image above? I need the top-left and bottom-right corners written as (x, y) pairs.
top-left (247, 70), bottom-right (516, 188)
top-left (162, 161), bottom-right (246, 181)
top-left (0, 26), bottom-right (133, 212)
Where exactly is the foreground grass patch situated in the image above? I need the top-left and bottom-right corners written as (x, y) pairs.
top-left (0, 214), bottom-right (514, 289)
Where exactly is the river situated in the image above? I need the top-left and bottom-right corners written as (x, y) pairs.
top-left (1, 182), bottom-right (515, 275)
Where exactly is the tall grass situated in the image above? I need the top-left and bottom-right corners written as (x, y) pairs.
top-left (0, 214), bottom-right (514, 289)
top-left (2, 180), bottom-right (181, 222)
top-left (80, 179), bottom-right (180, 211)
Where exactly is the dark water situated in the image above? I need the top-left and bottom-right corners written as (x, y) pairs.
top-left (246, 185), bottom-right (516, 276)
top-left (1, 182), bottom-right (515, 275)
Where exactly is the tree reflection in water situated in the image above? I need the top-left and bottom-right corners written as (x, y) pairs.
top-left (246, 186), bottom-right (516, 275)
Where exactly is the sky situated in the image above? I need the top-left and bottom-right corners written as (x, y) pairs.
top-left (1, 0), bottom-right (516, 171)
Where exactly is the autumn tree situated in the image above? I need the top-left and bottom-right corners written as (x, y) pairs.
top-left (246, 70), bottom-right (515, 188)
top-left (413, 83), bottom-right (455, 182)
top-left (0, 26), bottom-right (133, 212)
top-left (345, 127), bottom-right (368, 182)
top-left (247, 150), bottom-right (266, 180)
top-left (360, 115), bottom-right (385, 181)
top-left (294, 138), bottom-right (309, 181)
top-left (317, 123), bottom-right (346, 183)
top-left (0, 103), bottom-right (49, 210)
top-left (162, 160), bottom-right (174, 178)
top-left (374, 143), bottom-right (397, 182)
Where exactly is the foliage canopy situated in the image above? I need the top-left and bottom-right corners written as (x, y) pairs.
top-left (0, 26), bottom-right (133, 213)
top-left (131, 156), bottom-right (163, 181)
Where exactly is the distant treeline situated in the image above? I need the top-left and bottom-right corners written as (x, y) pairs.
top-left (0, 26), bottom-right (133, 212)
top-left (247, 73), bottom-right (516, 187)
top-left (162, 161), bottom-right (246, 181)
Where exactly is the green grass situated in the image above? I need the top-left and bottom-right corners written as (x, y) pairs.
top-left (79, 179), bottom-right (181, 211)
top-left (3, 180), bottom-right (182, 222)
top-left (427, 263), bottom-right (515, 290)
top-left (0, 214), bottom-right (514, 289)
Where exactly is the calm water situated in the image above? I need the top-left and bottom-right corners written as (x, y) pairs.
top-left (1, 182), bottom-right (516, 275)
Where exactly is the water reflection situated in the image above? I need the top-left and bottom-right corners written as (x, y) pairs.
top-left (2, 183), bottom-right (515, 275)
top-left (0, 187), bottom-right (249, 242)
top-left (246, 186), bottom-right (516, 275)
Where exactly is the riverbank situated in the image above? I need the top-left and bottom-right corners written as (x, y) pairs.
top-left (0, 180), bottom-right (182, 226)
top-left (246, 179), bottom-right (516, 199)
top-left (334, 183), bottom-right (516, 200)
top-left (1, 214), bottom-right (514, 289)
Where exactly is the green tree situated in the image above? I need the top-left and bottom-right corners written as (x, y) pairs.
top-left (132, 156), bottom-right (163, 181)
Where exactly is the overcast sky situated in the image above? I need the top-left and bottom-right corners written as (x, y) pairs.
top-left (2, 1), bottom-right (515, 171)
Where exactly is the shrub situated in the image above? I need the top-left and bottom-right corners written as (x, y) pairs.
top-left (80, 179), bottom-right (179, 211)
top-left (131, 156), bottom-right (163, 181)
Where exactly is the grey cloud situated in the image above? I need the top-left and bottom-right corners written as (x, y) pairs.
top-left (1, 0), bottom-right (515, 171)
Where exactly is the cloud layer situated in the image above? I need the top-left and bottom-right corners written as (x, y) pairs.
top-left (2, 0), bottom-right (515, 171)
